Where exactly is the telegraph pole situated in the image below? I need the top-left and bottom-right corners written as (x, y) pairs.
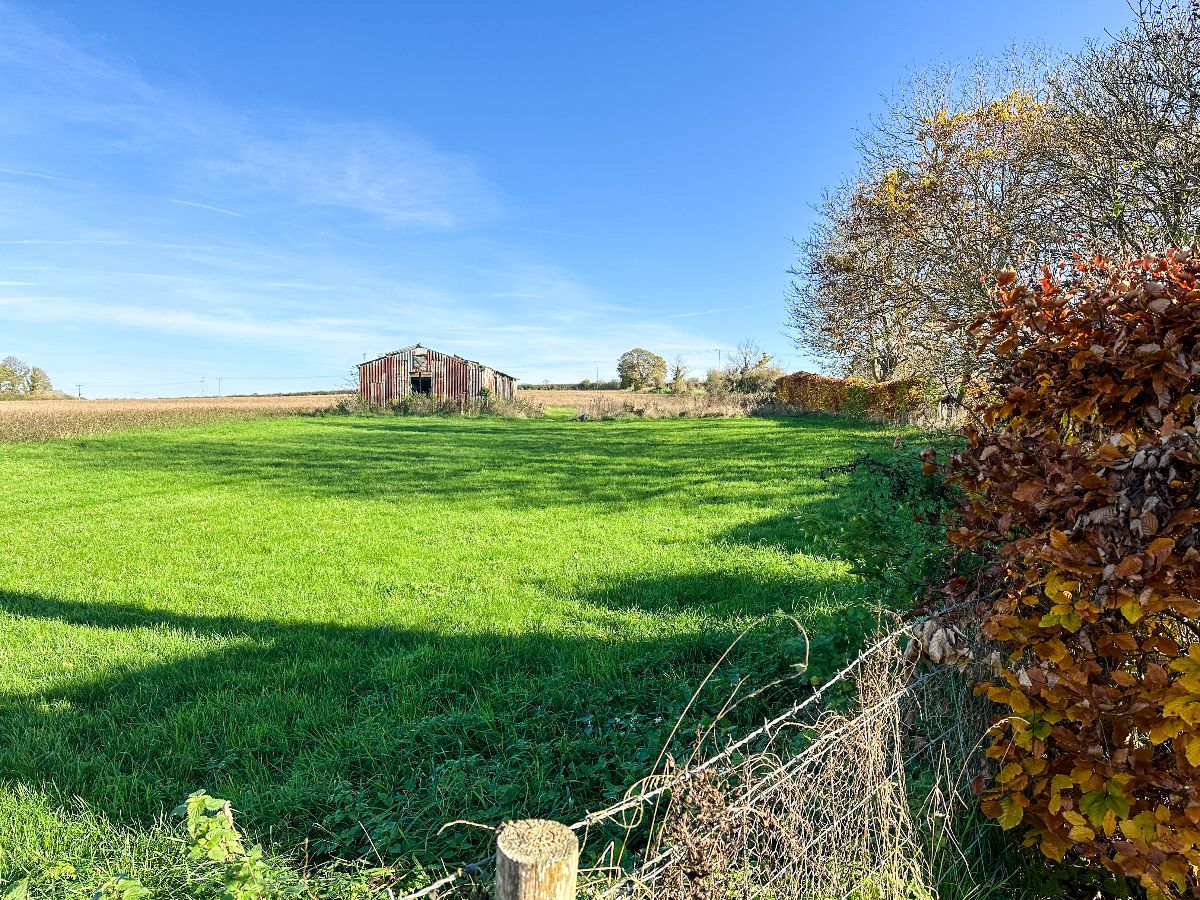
top-left (200, 376), bottom-right (205, 397)
top-left (76, 383), bottom-right (82, 399)
top-left (217, 377), bottom-right (223, 398)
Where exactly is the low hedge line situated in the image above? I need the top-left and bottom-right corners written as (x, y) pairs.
top-left (774, 371), bottom-right (928, 423)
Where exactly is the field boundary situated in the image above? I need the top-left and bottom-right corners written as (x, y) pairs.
top-left (400, 610), bottom-right (1006, 899)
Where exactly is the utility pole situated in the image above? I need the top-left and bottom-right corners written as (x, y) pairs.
top-left (76, 383), bottom-right (82, 399)
top-left (217, 377), bottom-right (223, 398)
top-left (715, 349), bottom-right (723, 368)
top-left (200, 376), bottom-right (205, 397)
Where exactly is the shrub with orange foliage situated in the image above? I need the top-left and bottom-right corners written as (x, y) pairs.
top-left (940, 250), bottom-right (1200, 896)
top-left (774, 371), bottom-right (927, 423)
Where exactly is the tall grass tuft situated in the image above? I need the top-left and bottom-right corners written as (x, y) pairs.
top-left (333, 393), bottom-right (546, 418)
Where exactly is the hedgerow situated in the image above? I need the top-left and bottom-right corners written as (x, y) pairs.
top-left (939, 250), bottom-right (1200, 896)
top-left (774, 371), bottom-right (928, 422)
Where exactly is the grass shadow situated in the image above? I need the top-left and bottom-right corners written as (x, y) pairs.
top-left (0, 413), bottom-right (907, 880)
top-left (0, 575), bottom-right (845, 871)
top-left (18, 414), bottom-right (901, 513)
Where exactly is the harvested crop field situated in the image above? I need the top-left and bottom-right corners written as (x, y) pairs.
top-left (0, 392), bottom-right (719, 444)
top-left (0, 394), bottom-right (351, 442)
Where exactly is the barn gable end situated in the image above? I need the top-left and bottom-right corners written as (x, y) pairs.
top-left (357, 345), bottom-right (518, 404)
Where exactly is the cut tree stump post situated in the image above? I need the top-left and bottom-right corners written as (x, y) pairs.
top-left (495, 818), bottom-right (579, 900)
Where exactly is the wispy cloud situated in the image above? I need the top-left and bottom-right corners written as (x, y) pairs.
top-left (509, 226), bottom-right (588, 239)
top-left (0, 164), bottom-right (92, 185)
top-left (0, 295), bottom-right (378, 345)
top-left (0, 238), bottom-right (291, 261)
top-left (0, 3), bottom-right (496, 228)
top-left (208, 125), bottom-right (494, 227)
top-left (668, 306), bottom-right (752, 319)
top-left (0, 1), bottom-right (734, 389)
top-left (164, 198), bottom-right (243, 217)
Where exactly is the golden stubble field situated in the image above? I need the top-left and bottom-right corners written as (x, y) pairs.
top-left (0, 394), bottom-right (351, 442)
top-left (0, 389), bottom-right (763, 443)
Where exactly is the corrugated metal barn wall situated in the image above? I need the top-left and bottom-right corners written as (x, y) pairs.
top-left (357, 346), bottom-right (516, 404)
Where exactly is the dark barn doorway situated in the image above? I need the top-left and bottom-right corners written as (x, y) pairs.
top-left (410, 376), bottom-right (433, 395)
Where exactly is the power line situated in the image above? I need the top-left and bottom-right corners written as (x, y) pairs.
top-left (213, 375), bottom-right (337, 381)
top-left (214, 375), bottom-right (338, 397)
top-left (66, 372), bottom-right (345, 399)
top-left (73, 378), bottom-right (200, 389)
top-left (73, 374), bottom-right (337, 389)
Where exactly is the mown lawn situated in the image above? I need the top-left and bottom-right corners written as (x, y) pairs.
top-left (0, 411), bottom-right (899, 884)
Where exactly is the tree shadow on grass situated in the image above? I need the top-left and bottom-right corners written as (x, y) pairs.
top-left (0, 414), bottom-right (901, 876)
top-left (717, 510), bottom-right (834, 556)
top-left (34, 414), bottom-right (899, 513)
top-left (712, 447), bottom-right (905, 563)
top-left (0, 570), bottom-right (852, 871)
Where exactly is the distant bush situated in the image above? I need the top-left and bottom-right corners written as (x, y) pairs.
top-left (703, 342), bottom-right (786, 396)
top-left (0, 355), bottom-right (56, 399)
top-left (617, 348), bottom-right (668, 391)
top-left (775, 371), bottom-right (929, 423)
top-left (703, 368), bottom-right (731, 398)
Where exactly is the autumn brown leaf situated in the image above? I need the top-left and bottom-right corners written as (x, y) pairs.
top-left (939, 252), bottom-right (1200, 895)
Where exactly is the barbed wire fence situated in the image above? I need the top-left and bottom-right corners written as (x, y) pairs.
top-left (396, 610), bottom-right (1014, 900)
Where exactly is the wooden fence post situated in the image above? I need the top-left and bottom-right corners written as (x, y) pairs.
top-left (495, 818), bottom-right (579, 900)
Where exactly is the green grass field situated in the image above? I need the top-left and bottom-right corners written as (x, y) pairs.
top-left (0, 411), bottom-right (900, 886)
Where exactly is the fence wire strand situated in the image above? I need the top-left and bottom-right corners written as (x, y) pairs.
top-left (397, 612), bottom-right (1003, 900)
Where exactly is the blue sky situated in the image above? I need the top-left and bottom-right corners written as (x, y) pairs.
top-left (1, 1), bottom-right (1131, 396)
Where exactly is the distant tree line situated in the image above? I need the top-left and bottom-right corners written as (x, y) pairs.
top-left (521, 342), bottom-right (787, 395)
top-left (522, 380), bottom-right (623, 391)
top-left (615, 341), bottom-right (784, 394)
top-left (0, 356), bottom-right (54, 398)
top-left (787, 1), bottom-right (1200, 402)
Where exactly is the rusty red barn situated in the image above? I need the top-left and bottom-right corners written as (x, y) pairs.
top-left (357, 345), bottom-right (518, 405)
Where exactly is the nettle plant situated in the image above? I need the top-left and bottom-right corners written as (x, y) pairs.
top-left (940, 251), bottom-right (1200, 896)
top-left (175, 791), bottom-right (272, 900)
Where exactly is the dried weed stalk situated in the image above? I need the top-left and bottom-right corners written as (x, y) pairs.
top-left (402, 619), bottom-right (1006, 900)
top-left (582, 621), bottom-right (1002, 900)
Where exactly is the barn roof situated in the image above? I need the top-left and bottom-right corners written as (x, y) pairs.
top-left (357, 344), bottom-right (517, 381)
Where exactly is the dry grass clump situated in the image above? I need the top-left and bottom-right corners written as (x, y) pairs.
top-left (339, 393), bottom-right (545, 418)
top-left (570, 623), bottom-right (1004, 900)
top-left (0, 394), bottom-right (349, 443)
top-left (650, 658), bottom-right (925, 899)
top-left (395, 618), bottom-right (1011, 900)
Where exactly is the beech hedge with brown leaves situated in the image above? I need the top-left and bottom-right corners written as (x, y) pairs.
top-left (774, 371), bottom-right (927, 422)
top-left (940, 250), bottom-right (1200, 896)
